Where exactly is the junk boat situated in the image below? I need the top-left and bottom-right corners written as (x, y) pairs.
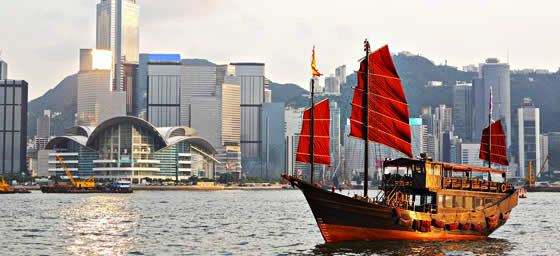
top-left (0, 177), bottom-right (31, 194)
top-left (40, 155), bottom-right (133, 193)
top-left (283, 40), bottom-right (518, 242)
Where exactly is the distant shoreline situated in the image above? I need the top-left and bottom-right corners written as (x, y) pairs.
top-left (15, 184), bottom-right (287, 191)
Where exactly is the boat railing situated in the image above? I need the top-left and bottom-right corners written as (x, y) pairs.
top-left (442, 177), bottom-right (511, 193)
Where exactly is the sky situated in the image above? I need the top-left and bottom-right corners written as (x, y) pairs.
top-left (1, 0), bottom-right (560, 100)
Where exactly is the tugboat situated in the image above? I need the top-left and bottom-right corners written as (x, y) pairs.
top-left (0, 177), bottom-right (31, 194)
top-left (283, 40), bottom-right (518, 242)
top-left (40, 155), bottom-right (133, 193)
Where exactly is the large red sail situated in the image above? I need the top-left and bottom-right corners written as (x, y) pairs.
top-left (479, 120), bottom-right (509, 166)
top-left (349, 45), bottom-right (413, 158)
top-left (296, 99), bottom-right (331, 165)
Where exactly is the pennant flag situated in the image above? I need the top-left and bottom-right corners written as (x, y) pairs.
top-left (311, 46), bottom-right (322, 77)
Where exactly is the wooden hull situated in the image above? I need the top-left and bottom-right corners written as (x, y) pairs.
top-left (287, 176), bottom-right (518, 243)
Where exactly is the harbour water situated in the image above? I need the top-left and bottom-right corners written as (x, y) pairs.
top-left (0, 190), bottom-right (558, 255)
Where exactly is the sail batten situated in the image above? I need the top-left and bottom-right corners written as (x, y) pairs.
top-left (479, 120), bottom-right (509, 166)
top-left (349, 45), bottom-right (413, 158)
top-left (296, 99), bottom-right (331, 166)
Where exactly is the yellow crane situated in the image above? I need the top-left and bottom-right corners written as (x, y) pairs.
top-left (55, 155), bottom-right (96, 188)
top-left (526, 154), bottom-right (551, 188)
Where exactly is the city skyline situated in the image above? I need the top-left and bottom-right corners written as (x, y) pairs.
top-left (2, 0), bottom-right (560, 100)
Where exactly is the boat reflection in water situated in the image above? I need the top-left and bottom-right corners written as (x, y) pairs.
top-left (59, 195), bottom-right (138, 255)
top-left (311, 238), bottom-right (512, 255)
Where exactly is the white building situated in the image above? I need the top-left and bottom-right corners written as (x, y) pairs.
top-left (77, 49), bottom-right (126, 126)
top-left (518, 98), bottom-right (540, 178)
top-left (96, 0), bottom-right (139, 91)
top-left (409, 118), bottom-right (426, 158)
top-left (284, 106), bottom-right (305, 174)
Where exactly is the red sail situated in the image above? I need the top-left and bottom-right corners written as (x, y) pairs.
top-left (349, 45), bottom-right (413, 158)
top-left (479, 120), bottom-right (509, 166)
top-left (296, 99), bottom-right (331, 165)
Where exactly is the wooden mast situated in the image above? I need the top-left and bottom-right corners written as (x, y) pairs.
top-left (363, 39), bottom-right (371, 197)
top-left (310, 78), bottom-right (315, 183)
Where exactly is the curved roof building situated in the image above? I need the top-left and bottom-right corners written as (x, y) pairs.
top-left (45, 116), bottom-right (218, 182)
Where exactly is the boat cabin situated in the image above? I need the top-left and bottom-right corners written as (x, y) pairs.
top-left (380, 158), bottom-right (514, 214)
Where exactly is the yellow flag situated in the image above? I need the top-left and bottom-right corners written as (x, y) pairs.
top-left (311, 46), bottom-right (322, 77)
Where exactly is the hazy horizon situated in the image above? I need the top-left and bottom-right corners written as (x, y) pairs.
top-left (2, 0), bottom-right (560, 100)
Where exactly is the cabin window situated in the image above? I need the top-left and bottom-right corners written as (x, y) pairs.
top-left (484, 198), bottom-right (494, 206)
top-left (444, 195), bottom-right (453, 208)
top-left (438, 195), bottom-right (444, 207)
top-left (431, 164), bottom-right (442, 176)
top-left (465, 197), bottom-right (473, 209)
top-left (454, 196), bottom-right (464, 208)
top-left (474, 198), bottom-right (483, 208)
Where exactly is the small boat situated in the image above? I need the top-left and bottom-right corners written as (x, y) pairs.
top-left (0, 178), bottom-right (31, 194)
top-left (519, 187), bottom-right (527, 198)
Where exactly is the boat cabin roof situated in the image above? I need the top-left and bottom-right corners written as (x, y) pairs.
top-left (383, 158), bottom-right (506, 175)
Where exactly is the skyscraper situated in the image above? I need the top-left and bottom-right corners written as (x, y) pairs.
top-left (96, 0), bottom-right (139, 91)
top-left (473, 58), bottom-right (511, 147)
top-left (453, 82), bottom-right (473, 141)
top-left (517, 98), bottom-right (540, 178)
top-left (221, 76), bottom-right (241, 146)
top-left (435, 104), bottom-right (453, 160)
top-left (231, 63), bottom-right (266, 175)
top-left (540, 134), bottom-right (549, 175)
top-left (182, 61), bottom-right (223, 148)
top-left (36, 109), bottom-right (51, 138)
top-left (0, 80), bottom-right (28, 175)
top-left (324, 74), bottom-right (340, 95)
top-left (136, 53), bottom-right (182, 127)
top-left (262, 102), bottom-right (286, 179)
top-left (330, 101), bottom-right (341, 171)
top-left (0, 59), bottom-right (7, 80)
top-left (77, 49), bottom-right (126, 126)
top-left (409, 118), bottom-right (426, 158)
top-left (459, 143), bottom-right (484, 167)
top-left (335, 65), bottom-right (346, 85)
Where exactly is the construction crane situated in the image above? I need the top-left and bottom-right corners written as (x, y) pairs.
top-left (55, 155), bottom-right (96, 188)
top-left (526, 154), bottom-right (551, 188)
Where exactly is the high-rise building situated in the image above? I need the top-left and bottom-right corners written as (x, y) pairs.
top-left (517, 98), bottom-right (540, 178)
top-left (343, 119), bottom-right (375, 178)
top-left (136, 53), bottom-right (182, 127)
top-left (310, 76), bottom-right (323, 94)
top-left (36, 109), bottom-right (51, 138)
top-left (285, 106), bottom-right (305, 175)
top-left (77, 49), bottom-right (126, 126)
top-left (324, 75), bottom-right (340, 95)
top-left (262, 102), bottom-right (286, 179)
top-left (335, 65), bottom-right (346, 85)
top-left (453, 82), bottom-right (473, 141)
top-left (330, 101), bottom-right (341, 171)
top-left (96, 0), bottom-right (139, 91)
top-left (409, 118), bottom-right (426, 158)
top-left (547, 132), bottom-right (560, 174)
top-left (473, 58), bottom-right (511, 148)
top-left (435, 104), bottom-right (453, 160)
top-left (221, 76), bottom-right (241, 146)
top-left (540, 134), bottom-right (549, 175)
top-left (0, 59), bottom-right (7, 80)
top-left (182, 61), bottom-right (223, 148)
top-left (0, 80), bottom-right (28, 175)
top-left (231, 63), bottom-right (266, 175)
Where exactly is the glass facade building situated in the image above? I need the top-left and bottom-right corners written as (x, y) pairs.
top-left (0, 80), bottom-right (28, 175)
top-left (45, 116), bottom-right (218, 183)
